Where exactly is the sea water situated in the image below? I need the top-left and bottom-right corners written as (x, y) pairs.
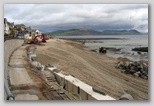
top-left (56, 35), bottom-right (148, 61)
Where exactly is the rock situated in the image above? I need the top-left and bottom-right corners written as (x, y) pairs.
top-left (137, 51), bottom-right (141, 54)
top-left (140, 71), bottom-right (148, 79)
top-left (92, 86), bottom-right (106, 95)
top-left (116, 61), bottom-right (148, 79)
top-left (124, 62), bottom-right (130, 69)
top-left (134, 73), bottom-right (139, 77)
top-left (129, 70), bottom-right (136, 74)
top-left (119, 93), bottom-right (134, 100)
top-left (134, 71), bottom-right (141, 77)
top-left (117, 62), bottom-right (124, 68)
top-left (107, 47), bottom-right (121, 52)
top-left (144, 76), bottom-right (148, 80)
top-left (99, 47), bottom-right (107, 54)
top-left (121, 70), bottom-right (125, 73)
top-left (140, 75), bottom-right (146, 79)
top-left (136, 71), bottom-right (141, 75)
top-left (142, 62), bottom-right (147, 66)
top-left (124, 70), bottom-right (131, 74)
top-left (132, 47), bottom-right (148, 52)
top-left (143, 76), bottom-right (148, 79)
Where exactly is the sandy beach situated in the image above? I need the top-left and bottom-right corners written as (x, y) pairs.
top-left (36, 39), bottom-right (148, 100)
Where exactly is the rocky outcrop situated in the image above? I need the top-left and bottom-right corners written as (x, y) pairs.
top-left (132, 47), bottom-right (148, 52)
top-left (99, 47), bottom-right (107, 54)
top-left (116, 61), bottom-right (148, 79)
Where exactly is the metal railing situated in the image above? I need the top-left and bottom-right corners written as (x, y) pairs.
top-left (4, 79), bottom-right (15, 100)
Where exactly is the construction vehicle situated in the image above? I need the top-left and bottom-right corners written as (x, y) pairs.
top-left (24, 33), bottom-right (49, 44)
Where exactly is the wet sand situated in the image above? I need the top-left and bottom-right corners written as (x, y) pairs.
top-left (36, 39), bottom-right (148, 100)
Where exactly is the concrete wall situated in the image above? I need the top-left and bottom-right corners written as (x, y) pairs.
top-left (53, 72), bottom-right (115, 100)
top-left (4, 39), bottom-right (24, 80)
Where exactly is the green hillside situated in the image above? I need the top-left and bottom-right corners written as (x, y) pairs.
top-left (46, 29), bottom-right (141, 36)
top-left (102, 29), bottom-right (140, 35)
top-left (46, 29), bottom-right (102, 36)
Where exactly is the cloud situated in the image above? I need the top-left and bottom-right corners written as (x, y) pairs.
top-left (4, 4), bottom-right (148, 33)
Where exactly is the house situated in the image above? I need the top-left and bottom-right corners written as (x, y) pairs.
top-left (4, 18), bottom-right (42, 39)
top-left (4, 18), bottom-right (15, 36)
top-left (26, 26), bottom-right (32, 34)
top-left (15, 24), bottom-right (27, 37)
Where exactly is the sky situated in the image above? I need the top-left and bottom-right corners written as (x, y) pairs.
top-left (4, 4), bottom-right (148, 33)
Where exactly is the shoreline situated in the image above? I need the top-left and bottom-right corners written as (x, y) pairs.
top-left (56, 37), bottom-right (127, 40)
top-left (58, 37), bottom-right (148, 62)
top-left (35, 39), bottom-right (148, 100)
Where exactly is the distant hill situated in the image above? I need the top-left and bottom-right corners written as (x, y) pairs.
top-left (102, 29), bottom-right (141, 35)
top-left (46, 29), bottom-right (141, 36)
top-left (46, 29), bottom-right (102, 36)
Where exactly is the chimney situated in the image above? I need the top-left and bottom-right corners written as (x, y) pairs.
top-left (4, 18), bottom-right (7, 24)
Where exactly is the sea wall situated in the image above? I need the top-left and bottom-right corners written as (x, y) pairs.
top-left (54, 72), bottom-right (115, 100)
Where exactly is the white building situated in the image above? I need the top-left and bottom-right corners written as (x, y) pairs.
top-left (4, 18), bottom-right (14, 35)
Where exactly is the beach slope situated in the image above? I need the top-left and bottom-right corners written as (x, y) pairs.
top-left (36, 39), bottom-right (148, 100)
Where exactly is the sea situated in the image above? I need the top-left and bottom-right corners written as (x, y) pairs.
top-left (55, 35), bottom-right (148, 61)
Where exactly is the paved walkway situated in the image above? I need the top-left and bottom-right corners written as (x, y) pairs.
top-left (8, 45), bottom-right (39, 100)
top-left (7, 44), bottom-right (79, 100)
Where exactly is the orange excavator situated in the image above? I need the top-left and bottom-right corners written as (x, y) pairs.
top-left (24, 33), bottom-right (49, 44)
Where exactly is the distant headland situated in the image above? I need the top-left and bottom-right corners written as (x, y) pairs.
top-left (46, 28), bottom-right (147, 36)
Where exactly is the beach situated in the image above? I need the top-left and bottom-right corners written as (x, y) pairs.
top-left (36, 39), bottom-right (148, 100)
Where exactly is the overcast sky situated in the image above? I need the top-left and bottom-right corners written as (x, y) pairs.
top-left (4, 4), bottom-right (148, 33)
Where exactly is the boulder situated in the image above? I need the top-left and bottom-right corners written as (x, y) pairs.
top-left (116, 61), bottom-right (148, 79)
top-left (119, 93), bottom-right (134, 100)
top-left (132, 47), bottom-right (148, 52)
top-left (99, 47), bottom-right (107, 54)
top-left (134, 73), bottom-right (139, 77)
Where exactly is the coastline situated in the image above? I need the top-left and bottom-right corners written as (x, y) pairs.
top-left (56, 37), bottom-right (127, 40)
top-left (35, 39), bottom-right (148, 100)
